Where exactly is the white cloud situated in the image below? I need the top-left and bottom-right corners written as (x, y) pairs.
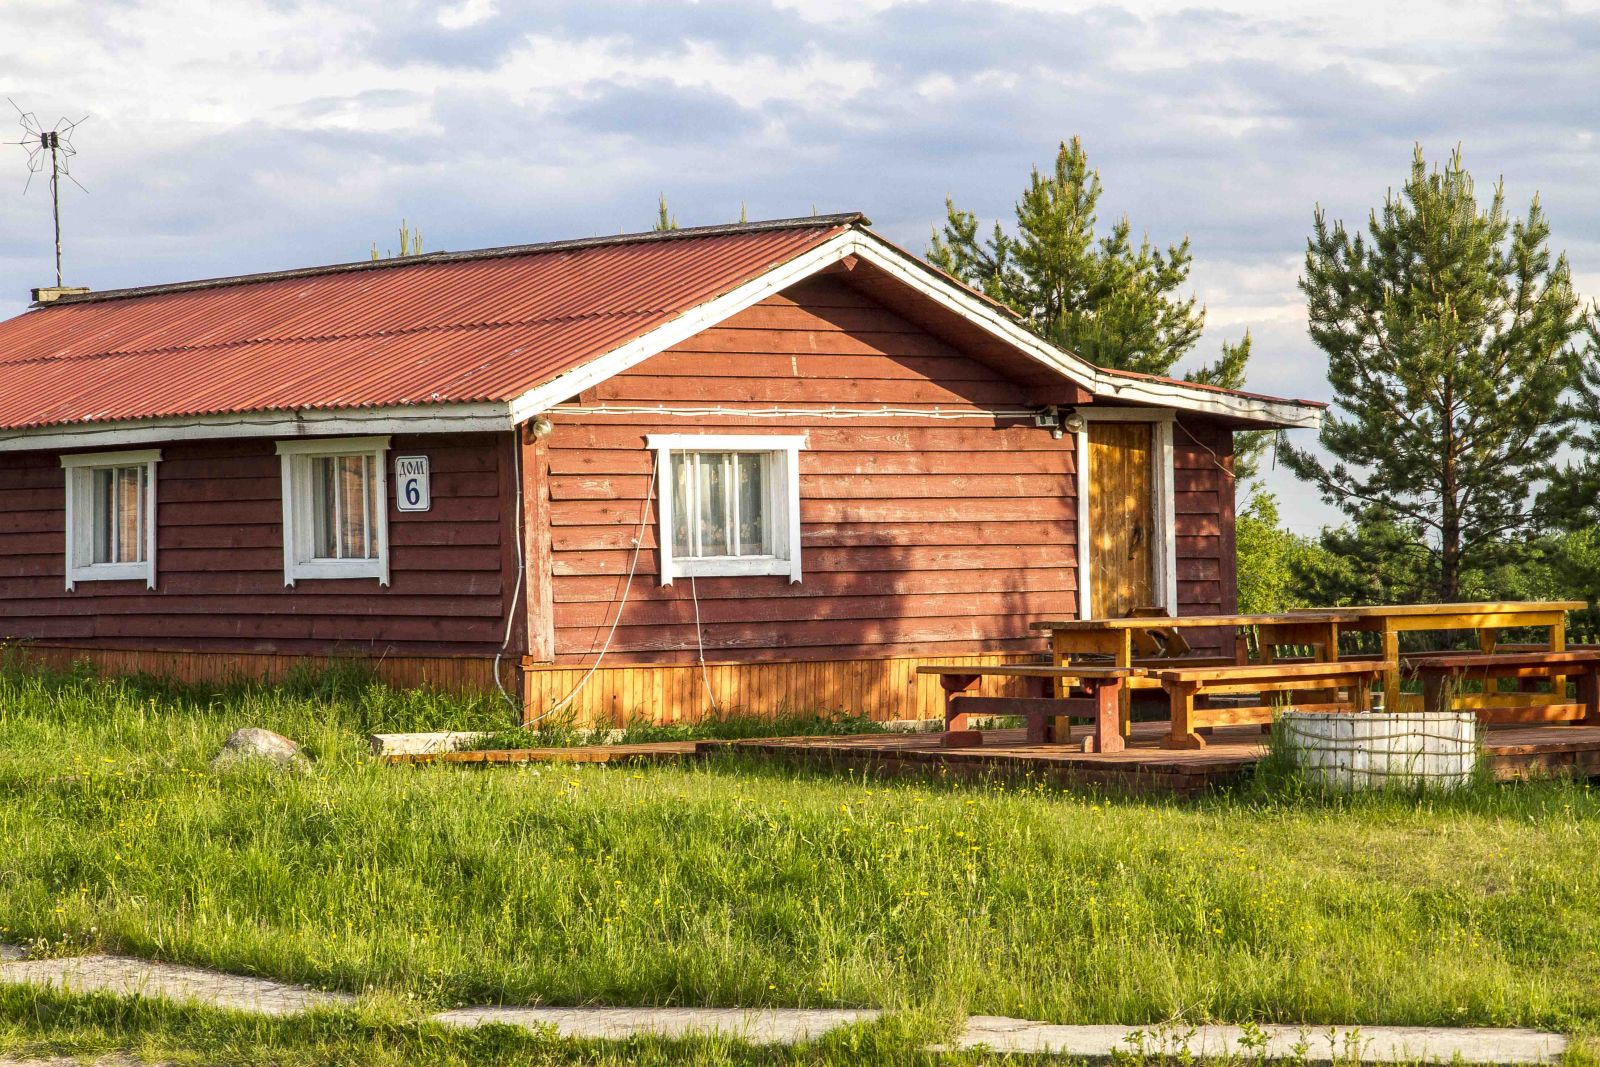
top-left (437, 0), bottom-right (498, 30)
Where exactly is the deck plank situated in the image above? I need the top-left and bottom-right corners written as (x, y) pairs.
top-left (698, 722), bottom-right (1600, 795)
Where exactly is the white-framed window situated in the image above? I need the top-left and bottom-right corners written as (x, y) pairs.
top-left (646, 434), bottom-right (805, 584)
top-left (275, 436), bottom-right (391, 586)
top-left (60, 449), bottom-right (161, 590)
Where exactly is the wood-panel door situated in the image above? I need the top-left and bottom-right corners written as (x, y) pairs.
top-left (1087, 422), bottom-right (1155, 618)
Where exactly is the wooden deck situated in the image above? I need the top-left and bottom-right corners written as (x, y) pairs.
top-left (382, 741), bottom-right (697, 766)
top-left (699, 722), bottom-right (1600, 797)
top-left (379, 721), bottom-right (1600, 797)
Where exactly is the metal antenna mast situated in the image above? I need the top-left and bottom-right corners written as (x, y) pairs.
top-left (8, 100), bottom-right (89, 288)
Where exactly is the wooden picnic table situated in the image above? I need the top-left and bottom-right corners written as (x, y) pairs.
top-left (1032, 612), bottom-right (1349, 664)
top-left (1030, 612), bottom-right (1351, 732)
top-left (1290, 601), bottom-right (1588, 712)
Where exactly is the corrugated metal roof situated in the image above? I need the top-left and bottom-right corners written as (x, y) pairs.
top-left (0, 216), bottom-right (859, 431)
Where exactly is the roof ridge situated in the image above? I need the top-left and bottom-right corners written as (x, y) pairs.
top-left (38, 212), bottom-right (870, 308)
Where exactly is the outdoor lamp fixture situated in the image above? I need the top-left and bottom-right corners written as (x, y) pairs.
top-left (1034, 406), bottom-right (1086, 439)
top-left (530, 415), bottom-right (555, 438)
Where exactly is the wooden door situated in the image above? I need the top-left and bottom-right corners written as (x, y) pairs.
top-left (1087, 422), bottom-right (1155, 618)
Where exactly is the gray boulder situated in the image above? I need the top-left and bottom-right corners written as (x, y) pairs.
top-left (211, 728), bottom-right (310, 773)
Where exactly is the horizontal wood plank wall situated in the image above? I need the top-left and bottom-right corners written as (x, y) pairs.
top-left (1172, 418), bottom-right (1238, 658)
top-left (523, 651), bottom-right (1047, 727)
top-left (0, 432), bottom-right (518, 658)
top-left (540, 276), bottom-right (1079, 704)
top-left (8, 644), bottom-right (518, 695)
top-left (532, 275), bottom-right (1092, 724)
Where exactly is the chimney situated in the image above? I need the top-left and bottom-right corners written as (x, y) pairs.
top-left (30, 285), bottom-right (91, 305)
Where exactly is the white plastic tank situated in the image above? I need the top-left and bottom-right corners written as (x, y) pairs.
top-left (1278, 711), bottom-right (1477, 791)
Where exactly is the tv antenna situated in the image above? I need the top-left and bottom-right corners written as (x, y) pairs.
top-left (8, 100), bottom-right (89, 288)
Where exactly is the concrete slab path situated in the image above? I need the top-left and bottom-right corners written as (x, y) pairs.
top-left (948, 1017), bottom-right (1569, 1063)
top-left (0, 952), bottom-right (354, 1016)
top-left (0, 946), bottom-right (1573, 1062)
top-left (434, 1005), bottom-right (880, 1044)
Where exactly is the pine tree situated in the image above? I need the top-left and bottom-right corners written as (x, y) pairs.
top-left (1283, 146), bottom-right (1585, 602)
top-left (928, 137), bottom-right (1243, 383)
top-left (1540, 313), bottom-right (1600, 531)
top-left (653, 195), bottom-right (678, 232)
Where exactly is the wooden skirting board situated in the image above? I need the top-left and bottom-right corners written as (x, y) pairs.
top-left (520, 652), bottom-right (1050, 728)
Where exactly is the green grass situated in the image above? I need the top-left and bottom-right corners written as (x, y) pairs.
top-left (2, 661), bottom-right (1600, 1061)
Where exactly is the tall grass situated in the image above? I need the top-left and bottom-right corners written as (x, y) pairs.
top-left (2, 663), bottom-right (1599, 1034)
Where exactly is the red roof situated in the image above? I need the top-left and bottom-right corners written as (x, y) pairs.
top-left (0, 216), bottom-right (857, 432)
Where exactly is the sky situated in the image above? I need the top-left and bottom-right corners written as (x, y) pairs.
top-left (2, 0), bottom-right (1598, 531)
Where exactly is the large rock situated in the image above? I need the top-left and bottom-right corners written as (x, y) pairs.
top-left (211, 728), bottom-right (310, 773)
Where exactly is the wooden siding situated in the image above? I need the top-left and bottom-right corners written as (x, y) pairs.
top-left (0, 432), bottom-right (518, 658)
top-left (540, 276), bottom-right (1081, 683)
top-left (11, 644), bottom-right (519, 697)
top-left (1172, 418), bottom-right (1239, 657)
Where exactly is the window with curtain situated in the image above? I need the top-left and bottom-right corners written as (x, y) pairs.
top-left (669, 451), bottom-right (774, 561)
top-left (60, 449), bottom-right (162, 589)
top-left (647, 434), bottom-right (805, 583)
top-left (276, 437), bottom-right (390, 585)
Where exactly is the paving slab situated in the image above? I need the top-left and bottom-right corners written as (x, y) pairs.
top-left (432, 1006), bottom-right (880, 1044)
top-left (0, 945), bottom-right (1571, 1063)
top-left (948, 1017), bottom-right (1568, 1064)
top-left (368, 731), bottom-right (490, 756)
top-left (0, 954), bottom-right (355, 1016)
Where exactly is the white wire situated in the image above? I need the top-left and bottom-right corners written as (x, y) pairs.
top-left (525, 449), bottom-right (656, 728)
top-left (491, 438), bottom-right (526, 710)
top-left (558, 403), bottom-right (1042, 421)
top-left (688, 573), bottom-right (720, 716)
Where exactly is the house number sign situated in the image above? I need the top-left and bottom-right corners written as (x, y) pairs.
top-left (395, 455), bottom-right (431, 512)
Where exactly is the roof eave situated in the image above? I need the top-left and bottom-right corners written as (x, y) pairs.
top-left (1086, 374), bottom-right (1324, 429)
top-left (0, 402), bottom-right (515, 454)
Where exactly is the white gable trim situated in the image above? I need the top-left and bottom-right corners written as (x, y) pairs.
top-left (507, 230), bottom-right (1323, 430)
top-left (839, 237), bottom-right (1321, 428)
top-left (507, 232), bottom-right (861, 424)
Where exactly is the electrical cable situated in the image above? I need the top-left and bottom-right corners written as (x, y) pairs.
top-left (490, 437), bottom-right (525, 710)
top-left (524, 449), bottom-right (656, 728)
top-left (688, 573), bottom-right (720, 715)
top-left (557, 403), bottom-right (1041, 421)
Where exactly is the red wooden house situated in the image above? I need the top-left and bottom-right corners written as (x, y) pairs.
top-left (0, 214), bottom-right (1322, 723)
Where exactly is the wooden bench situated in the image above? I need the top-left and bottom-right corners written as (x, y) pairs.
top-left (1156, 659), bottom-right (1395, 749)
top-left (916, 665), bottom-right (1138, 753)
top-left (1409, 650), bottom-right (1600, 724)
